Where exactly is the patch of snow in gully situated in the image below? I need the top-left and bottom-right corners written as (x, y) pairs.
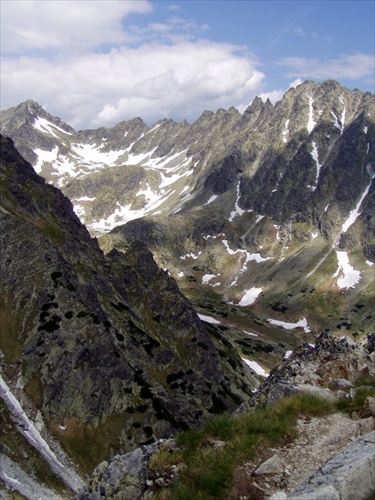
top-left (332, 251), bottom-right (361, 289)
top-left (238, 287), bottom-right (263, 306)
top-left (341, 173), bottom-right (375, 233)
top-left (198, 314), bottom-right (221, 324)
top-left (241, 358), bottom-right (268, 377)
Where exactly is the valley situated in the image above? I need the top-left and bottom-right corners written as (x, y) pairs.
top-left (0, 79), bottom-right (374, 498)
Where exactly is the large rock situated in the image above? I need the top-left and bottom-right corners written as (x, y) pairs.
top-left (287, 431), bottom-right (375, 500)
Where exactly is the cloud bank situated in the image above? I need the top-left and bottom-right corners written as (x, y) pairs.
top-left (1, 1), bottom-right (373, 129)
top-left (1, 0), bottom-right (264, 128)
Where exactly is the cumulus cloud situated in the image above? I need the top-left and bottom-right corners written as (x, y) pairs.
top-left (1, 0), bottom-right (265, 128)
top-left (278, 53), bottom-right (374, 82)
top-left (2, 40), bottom-right (264, 127)
top-left (2, 0), bottom-right (152, 54)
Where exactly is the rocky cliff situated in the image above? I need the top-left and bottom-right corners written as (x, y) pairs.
top-left (0, 135), bottom-right (254, 496)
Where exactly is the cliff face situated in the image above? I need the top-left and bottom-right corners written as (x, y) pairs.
top-left (0, 135), bottom-right (252, 481)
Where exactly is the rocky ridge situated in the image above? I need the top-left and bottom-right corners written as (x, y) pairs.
top-left (1, 80), bottom-right (375, 497)
top-left (0, 135), bottom-right (254, 496)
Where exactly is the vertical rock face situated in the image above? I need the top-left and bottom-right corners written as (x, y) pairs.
top-left (0, 135), bottom-right (252, 476)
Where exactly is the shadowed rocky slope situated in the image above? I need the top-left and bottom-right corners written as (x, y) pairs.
top-left (0, 135), bottom-right (253, 494)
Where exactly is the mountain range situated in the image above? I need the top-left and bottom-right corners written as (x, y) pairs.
top-left (0, 79), bottom-right (374, 497)
top-left (1, 80), bottom-right (374, 339)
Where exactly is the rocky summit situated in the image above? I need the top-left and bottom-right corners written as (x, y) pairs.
top-left (0, 79), bottom-right (374, 498)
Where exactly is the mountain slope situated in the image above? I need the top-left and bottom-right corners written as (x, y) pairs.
top-left (0, 134), bottom-right (254, 494)
top-left (1, 80), bottom-right (374, 350)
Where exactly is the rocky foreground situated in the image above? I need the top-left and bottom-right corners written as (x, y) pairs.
top-left (77, 332), bottom-right (375, 499)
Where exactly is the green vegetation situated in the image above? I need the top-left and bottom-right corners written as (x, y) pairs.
top-left (336, 375), bottom-right (375, 414)
top-left (152, 393), bottom-right (335, 499)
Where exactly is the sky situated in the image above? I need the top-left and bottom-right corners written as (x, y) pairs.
top-left (1, 0), bottom-right (374, 129)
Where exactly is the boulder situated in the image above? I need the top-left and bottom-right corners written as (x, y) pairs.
top-left (286, 431), bottom-right (375, 500)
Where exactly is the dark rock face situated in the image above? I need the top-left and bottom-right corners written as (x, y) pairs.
top-left (0, 135), bottom-right (251, 473)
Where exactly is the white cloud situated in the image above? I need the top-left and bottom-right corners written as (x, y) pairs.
top-left (1, 38), bottom-right (264, 128)
top-left (2, 0), bottom-right (152, 54)
top-left (278, 53), bottom-right (374, 82)
top-left (1, 0), bottom-right (266, 128)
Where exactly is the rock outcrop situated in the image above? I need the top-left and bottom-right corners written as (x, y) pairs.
top-left (75, 332), bottom-right (375, 499)
top-left (0, 135), bottom-right (252, 489)
top-left (237, 331), bottom-right (375, 414)
top-left (284, 431), bottom-right (375, 500)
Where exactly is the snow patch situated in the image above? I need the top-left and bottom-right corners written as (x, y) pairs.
top-left (181, 252), bottom-right (201, 260)
top-left (71, 143), bottom-right (126, 166)
top-left (332, 251), bottom-right (361, 289)
top-left (242, 358), bottom-right (268, 377)
top-left (229, 181), bottom-right (251, 221)
top-left (33, 117), bottom-right (72, 137)
top-left (205, 195), bottom-right (218, 205)
top-left (198, 314), bottom-right (220, 324)
top-left (310, 141), bottom-right (323, 190)
top-left (202, 274), bottom-right (219, 284)
top-left (282, 119), bottom-right (290, 143)
top-left (34, 147), bottom-right (59, 173)
top-left (268, 317), bottom-right (311, 333)
top-left (243, 330), bottom-right (258, 337)
top-left (238, 287), bottom-right (263, 306)
top-left (307, 97), bottom-right (316, 134)
top-left (341, 173), bottom-right (375, 233)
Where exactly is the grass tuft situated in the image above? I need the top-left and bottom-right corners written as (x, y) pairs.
top-left (154, 393), bottom-right (336, 499)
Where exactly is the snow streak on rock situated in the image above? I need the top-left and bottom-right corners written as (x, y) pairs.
top-left (198, 314), bottom-right (220, 324)
top-left (310, 141), bottom-right (323, 190)
top-left (307, 97), bottom-right (316, 134)
top-left (341, 173), bottom-right (375, 233)
top-left (0, 374), bottom-right (84, 493)
top-left (241, 358), bottom-right (269, 377)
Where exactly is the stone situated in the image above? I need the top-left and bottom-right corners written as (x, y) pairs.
top-left (255, 455), bottom-right (284, 475)
top-left (294, 384), bottom-right (338, 403)
top-left (287, 431), bottom-right (375, 500)
top-left (362, 397), bottom-right (375, 418)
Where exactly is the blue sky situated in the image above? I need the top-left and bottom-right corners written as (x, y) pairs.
top-left (1, 0), bottom-right (373, 128)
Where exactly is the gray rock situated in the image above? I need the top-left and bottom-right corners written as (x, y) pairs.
top-left (287, 431), bottom-right (375, 500)
top-left (363, 397), bottom-right (375, 418)
top-left (76, 440), bottom-right (171, 499)
top-left (294, 384), bottom-right (338, 403)
top-left (255, 455), bottom-right (284, 475)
